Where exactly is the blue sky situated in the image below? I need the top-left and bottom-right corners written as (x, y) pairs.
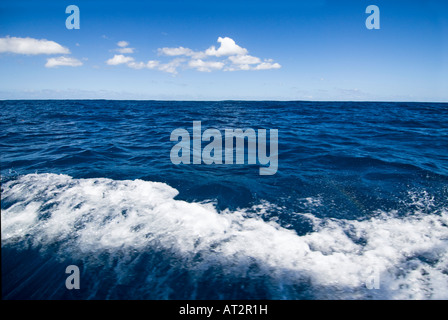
top-left (0, 0), bottom-right (447, 101)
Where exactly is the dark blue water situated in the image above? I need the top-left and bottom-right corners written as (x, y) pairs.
top-left (1, 100), bottom-right (448, 299)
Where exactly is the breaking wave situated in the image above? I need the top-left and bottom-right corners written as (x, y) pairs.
top-left (2, 173), bottom-right (448, 299)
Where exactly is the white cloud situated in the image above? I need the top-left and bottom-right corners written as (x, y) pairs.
top-left (106, 54), bottom-right (134, 65)
top-left (116, 47), bottom-right (134, 54)
top-left (105, 36), bottom-right (280, 74)
top-left (205, 37), bottom-right (248, 57)
top-left (106, 50), bottom-right (180, 73)
top-left (158, 47), bottom-right (207, 60)
top-left (114, 41), bottom-right (134, 54)
top-left (158, 46), bottom-right (194, 56)
top-left (127, 59), bottom-right (177, 73)
top-left (117, 41), bottom-right (129, 48)
top-left (158, 58), bottom-right (185, 74)
top-left (146, 60), bottom-right (160, 69)
top-left (253, 60), bottom-right (282, 70)
top-left (225, 58), bottom-right (281, 71)
top-left (45, 56), bottom-right (83, 68)
top-left (128, 60), bottom-right (160, 70)
top-left (159, 38), bottom-right (249, 58)
top-left (0, 36), bottom-right (70, 55)
top-left (127, 61), bottom-right (146, 69)
top-left (228, 54), bottom-right (261, 65)
top-left (188, 59), bottom-right (224, 72)
top-left (224, 64), bottom-right (251, 71)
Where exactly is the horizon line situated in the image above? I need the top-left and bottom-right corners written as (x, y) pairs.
top-left (0, 98), bottom-right (447, 104)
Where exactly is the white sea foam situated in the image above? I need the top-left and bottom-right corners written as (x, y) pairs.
top-left (2, 173), bottom-right (448, 299)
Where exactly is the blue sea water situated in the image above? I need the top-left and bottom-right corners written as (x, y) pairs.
top-left (1, 100), bottom-right (448, 300)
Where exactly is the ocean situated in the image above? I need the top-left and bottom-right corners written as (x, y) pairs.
top-left (1, 100), bottom-right (447, 299)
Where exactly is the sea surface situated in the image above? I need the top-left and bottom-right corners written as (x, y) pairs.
top-left (1, 100), bottom-right (448, 299)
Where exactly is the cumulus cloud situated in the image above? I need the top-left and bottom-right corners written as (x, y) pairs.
top-left (158, 46), bottom-right (206, 60)
top-left (188, 59), bottom-right (224, 72)
top-left (106, 46), bottom-right (182, 73)
top-left (45, 56), bottom-right (83, 68)
top-left (117, 41), bottom-right (129, 48)
top-left (106, 54), bottom-right (134, 65)
top-left (128, 60), bottom-right (159, 70)
top-left (146, 60), bottom-right (160, 69)
top-left (158, 58), bottom-right (185, 74)
top-left (115, 41), bottom-right (134, 54)
top-left (119, 57), bottom-right (179, 74)
top-left (158, 46), bottom-right (194, 56)
top-left (224, 64), bottom-right (251, 72)
top-left (117, 47), bottom-right (134, 54)
top-left (105, 36), bottom-right (281, 74)
top-left (126, 61), bottom-right (146, 69)
top-left (205, 37), bottom-right (248, 57)
top-left (253, 60), bottom-right (282, 70)
top-left (0, 36), bottom-right (70, 55)
top-left (225, 59), bottom-right (281, 71)
top-left (228, 54), bottom-right (261, 65)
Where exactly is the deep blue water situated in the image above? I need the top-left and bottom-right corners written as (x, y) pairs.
top-left (1, 100), bottom-right (448, 300)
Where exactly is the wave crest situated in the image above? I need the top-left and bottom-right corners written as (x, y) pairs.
top-left (2, 173), bottom-right (448, 299)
